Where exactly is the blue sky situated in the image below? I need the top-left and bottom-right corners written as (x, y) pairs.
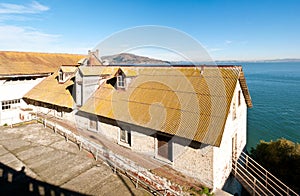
top-left (0, 0), bottom-right (299, 61)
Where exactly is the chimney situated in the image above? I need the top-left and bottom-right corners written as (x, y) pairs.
top-left (95, 49), bottom-right (99, 58)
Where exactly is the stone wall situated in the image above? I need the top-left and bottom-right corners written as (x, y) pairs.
top-left (97, 120), bottom-right (119, 143)
top-left (173, 143), bottom-right (214, 188)
top-left (131, 129), bottom-right (155, 155)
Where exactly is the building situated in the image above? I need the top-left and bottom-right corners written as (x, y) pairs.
top-left (15, 49), bottom-right (252, 192)
top-left (23, 50), bottom-right (102, 120)
top-left (23, 65), bottom-right (79, 120)
top-left (0, 51), bottom-right (84, 125)
top-left (75, 65), bottom-right (252, 190)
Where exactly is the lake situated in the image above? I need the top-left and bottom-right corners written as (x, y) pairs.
top-left (241, 62), bottom-right (300, 150)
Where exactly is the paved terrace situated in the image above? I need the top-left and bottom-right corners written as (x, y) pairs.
top-left (0, 124), bottom-right (150, 195)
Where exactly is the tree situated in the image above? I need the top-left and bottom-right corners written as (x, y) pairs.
top-left (250, 139), bottom-right (300, 193)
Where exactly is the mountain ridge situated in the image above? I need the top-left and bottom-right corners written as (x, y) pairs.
top-left (101, 53), bottom-right (170, 65)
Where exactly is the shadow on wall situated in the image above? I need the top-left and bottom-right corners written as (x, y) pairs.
top-left (0, 162), bottom-right (84, 196)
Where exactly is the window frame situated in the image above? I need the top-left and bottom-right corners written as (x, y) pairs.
top-left (156, 134), bottom-right (173, 163)
top-left (1, 99), bottom-right (20, 111)
top-left (58, 70), bottom-right (64, 82)
top-left (88, 118), bottom-right (97, 131)
top-left (238, 90), bottom-right (241, 106)
top-left (117, 75), bottom-right (125, 88)
top-left (119, 128), bottom-right (131, 147)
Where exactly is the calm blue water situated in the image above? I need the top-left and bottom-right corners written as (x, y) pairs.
top-left (241, 62), bottom-right (300, 150)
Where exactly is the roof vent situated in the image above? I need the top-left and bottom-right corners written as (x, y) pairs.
top-left (200, 66), bottom-right (204, 75)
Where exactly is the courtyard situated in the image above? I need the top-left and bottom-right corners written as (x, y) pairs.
top-left (0, 123), bottom-right (150, 195)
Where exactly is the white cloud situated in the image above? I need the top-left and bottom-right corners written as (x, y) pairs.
top-left (0, 1), bottom-right (66, 53)
top-left (0, 1), bottom-right (49, 14)
top-left (225, 40), bottom-right (233, 45)
top-left (0, 25), bottom-right (60, 52)
top-left (0, 15), bottom-right (31, 22)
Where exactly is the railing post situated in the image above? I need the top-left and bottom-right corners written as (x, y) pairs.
top-left (136, 171), bottom-right (139, 188)
top-left (253, 178), bottom-right (256, 196)
top-left (65, 133), bottom-right (69, 142)
top-left (265, 171), bottom-right (268, 188)
top-left (234, 159), bottom-right (237, 176)
top-left (246, 155), bottom-right (248, 169)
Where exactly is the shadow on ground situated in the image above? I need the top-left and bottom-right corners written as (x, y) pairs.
top-left (0, 162), bottom-right (85, 196)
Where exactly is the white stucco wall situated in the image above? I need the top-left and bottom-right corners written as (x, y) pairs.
top-left (75, 71), bottom-right (102, 107)
top-left (0, 77), bottom-right (44, 102)
top-left (212, 81), bottom-right (247, 190)
top-left (82, 76), bottom-right (100, 105)
top-left (0, 77), bottom-right (45, 125)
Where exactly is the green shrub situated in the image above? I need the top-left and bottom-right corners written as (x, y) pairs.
top-left (250, 138), bottom-right (300, 193)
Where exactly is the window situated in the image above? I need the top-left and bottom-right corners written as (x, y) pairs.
top-left (89, 119), bottom-right (97, 130)
top-left (232, 102), bottom-right (237, 120)
top-left (1, 99), bottom-right (20, 110)
top-left (119, 128), bottom-right (131, 146)
top-left (157, 134), bottom-right (173, 161)
top-left (59, 71), bottom-right (63, 82)
top-left (238, 90), bottom-right (241, 106)
top-left (117, 75), bottom-right (125, 88)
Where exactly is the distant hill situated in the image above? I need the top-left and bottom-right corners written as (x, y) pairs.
top-left (101, 53), bottom-right (170, 65)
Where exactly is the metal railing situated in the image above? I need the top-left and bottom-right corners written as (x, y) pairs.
top-left (34, 116), bottom-right (182, 196)
top-left (232, 151), bottom-right (299, 196)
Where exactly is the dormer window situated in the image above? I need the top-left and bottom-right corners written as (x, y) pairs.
top-left (59, 70), bottom-right (64, 82)
top-left (117, 75), bottom-right (125, 88)
top-left (58, 66), bottom-right (77, 84)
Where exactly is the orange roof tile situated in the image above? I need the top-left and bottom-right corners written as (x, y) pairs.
top-left (23, 73), bottom-right (74, 108)
top-left (80, 66), bottom-right (252, 146)
top-left (0, 51), bottom-right (85, 76)
top-left (60, 65), bottom-right (78, 73)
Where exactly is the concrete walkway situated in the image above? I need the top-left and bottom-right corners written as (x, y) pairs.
top-left (0, 124), bottom-right (150, 195)
top-left (45, 115), bottom-right (204, 190)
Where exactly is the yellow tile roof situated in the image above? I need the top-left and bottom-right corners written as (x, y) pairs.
top-left (120, 67), bottom-right (138, 77)
top-left (0, 51), bottom-right (85, 76)
top-left (23, 73), bottom-right (74, 108)
top-left (80, 66), bottom-right (252, 147)
top-left (60, 65), bottom-right (78, 73)
top-left (79, 66), bottom-right (119, 76)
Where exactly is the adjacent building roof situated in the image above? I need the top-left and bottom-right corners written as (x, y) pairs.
top-left (79, 66), bottom-right (119, 76)
top-left (23, 73), bottom-right (74, 108)
top-left (60, 65), bottom-right (78, 73)
top-left (78, 66), bottom-right (138, 77)
top-left (0, 51), bottom-right (85, 76)
top-left (80, 66), bottom-right (252, 147)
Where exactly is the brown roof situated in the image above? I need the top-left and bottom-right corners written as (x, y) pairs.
top-left (79, 66), bottom-right (119, 76)
top-left (23, 73), bottom-right (74, 108)
top-left (80, 66), bottom-right (252, 147)
top-left (0, 51), bottom-right (85, 76)
top-left (60, 65), bottom-right (78, 73)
